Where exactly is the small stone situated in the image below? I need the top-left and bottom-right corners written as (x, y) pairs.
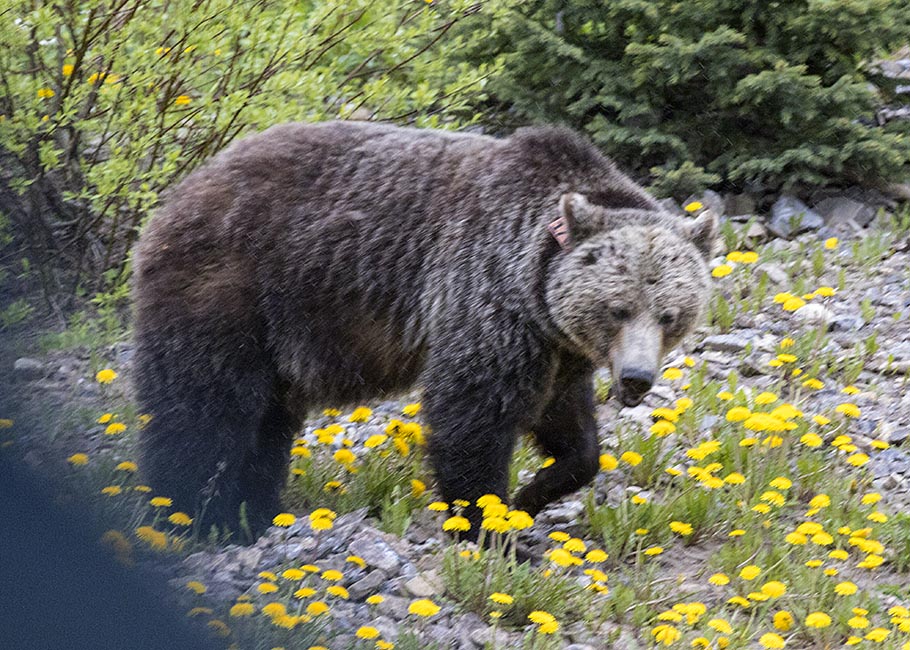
top-left (541, 499), bottom-right (585, 523)
top-left (701, 334), bottom-right (751, 353)
top-left (470, 626), bottom-right (515, 648)
top-left (754, 262), bottom-right (789, 286)
top-left (349, 569), bottom-right (387, 601)
top-left (375, 594), bottom-right (411, 620)
top-left (829, 313), bottom-right (864, 333)
top-left (348, 529), bottom-right (401, 573)
top-left (403, 570), bottom-right (445, 598)
top-left (13, 357), bottom-right (45, 380)
top-left (768, 195), bottom-right (824, 238)
top-left (794, 303), bottom-right (833, 328)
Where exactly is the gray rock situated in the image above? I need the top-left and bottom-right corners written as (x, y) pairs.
top-left (541, 499), bottom-right (585, 523)
top-left (768, 195), bottom-right (824, 238)
top-left (829, 313), bottom-right (864, 333)
top-left (870, 448), bottom-right (910, 479)
top-left (702, 333), bottom-right (751, 353)
top-left (403, 570), bottom-right (445, 598)
top-left (375, 594), bottom-right (411, 620)
top-left (754, 262), bottom-right (789, 286)
top-left (683, 189), bottom-right (725, 216)
top-left (656, 198), bottom-right (682, 214)
top-left (814, 196), bottom-right (877, 227)
top-left (724, 192), bottom-right (756, 217)
top-left (470, 626), bottom-right (516, 648)
top-left (348, 569), bottom-right (388, 600)
top-left (794, 303), bottom-right (833, 328)
top-left (348, 529), bottom-right (402, 573)
top-left (13, 357), bottom-right (45, 380)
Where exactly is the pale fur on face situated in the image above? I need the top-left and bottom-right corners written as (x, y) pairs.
top-left (545, 195), bottom-right (715, 404)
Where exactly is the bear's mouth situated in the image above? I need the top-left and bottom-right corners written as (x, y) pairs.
top-left (617, 386), bottom-right (648, 408)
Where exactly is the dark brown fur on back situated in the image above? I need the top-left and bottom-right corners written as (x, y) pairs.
top-left (132, 121), bottom-right (710, 535)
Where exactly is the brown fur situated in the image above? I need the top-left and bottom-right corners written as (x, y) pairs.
top-left (132, 121), bottom-right (715, 535)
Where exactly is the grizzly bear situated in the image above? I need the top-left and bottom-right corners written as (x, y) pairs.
top-left (132, 121), bottom-right (715, 536)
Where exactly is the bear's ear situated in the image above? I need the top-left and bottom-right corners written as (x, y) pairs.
top-left (682, 209), bottom-right (718, 259)
top-left (549, 193), bottom-right (599, 249)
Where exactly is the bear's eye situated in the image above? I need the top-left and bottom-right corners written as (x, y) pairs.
top-left (581, 250), bottom-right (598, 266)
top-left (658, 310), bottom-right (677, 327)
top-left (610, 305), bottom-right (632, 322)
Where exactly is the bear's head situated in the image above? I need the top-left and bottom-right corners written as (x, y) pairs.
top-left (545, 193), bottom-right (716, 407)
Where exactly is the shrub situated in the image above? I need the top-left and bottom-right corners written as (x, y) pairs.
top-left (454, 0), bottom-right (910, 197)
top-left (0, 0), bottom-right (504, 299)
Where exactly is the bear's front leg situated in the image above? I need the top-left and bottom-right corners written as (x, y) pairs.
top-left (514, 354), bottom-right (600, 516)
top-left (423, 318), bottom-right (555, 537)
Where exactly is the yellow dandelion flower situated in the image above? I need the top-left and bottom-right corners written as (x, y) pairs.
top-left (759, 632), bottom-right (785, 648)
top-left (712, 265), bottom-right (733, 278)
top-left (101, 485), bottom-right (122, 496)
top-left (229, 602), bottom-right (255, 617)
top-left (186, 581), bottom-right (206, 594)
top-left (585, 549), bottom-right (608, 563)
top-left (356, 626), bottom-right (380, 640)
top-left (149, 496), bottom-right (172, 507)
top-left (773, 611), bottom-right (794, 631)
top-left (348, 407), bottom-right (372, 422)
top-left (761, 581), bottom-right (786, 598)
top-left (662, 367), bottom-right (683, 380)
top-left (684, 201), bottom-right (703, 212)
top-left (652, 624), bottom-right (681, 646)
top-left (644, 546), bottom-right (664, 556)
top-left (409, 598), bottom-right (441, 617)
top-left (306, 601), bottom-right (330, 616)
top-left (67, 452), bottom-right (90, 466)
top-left (836, 403), bottom-right (861, 418)
top-left (326, 585), bottom-right (349, 599)
top-left (272, 512), bottom-right (296, 527)
top-left (865, 628), bottom-right (889, 642)
top-left (669, 521), bottom-right (693, 536)
top-left (366, 594), bottom-right (384, 605)
top-left (442, 516), bottom-right (471, 532)
top-left (621, 451), bottom-right (642, 466)
top-left (321, 569), bottom-right (343, 581)
top-left (650, 419), bottom-right (676, 436)
top-left (726, 406), bottom-right (751, 422)
top-left (168, 512), bottom-right (193, 526)
top-left (105, 422), bottom-right (126, 435)
top-left (489, 592), bottom-right (513, 605)
top-left (800, 433), bottom-right (823, 447)
top-left (847, 453), bottom-right (870, 467)
top-left (257, 582), bottom-right (278, 594)
top-left (364, 434), bottom-right (387, 448)
top-left (782, 296), bottom-right (805, 311)
top-left (537, 620), bottom-right (559, 634)
top-left (740, 565), bottom-right (761, 580)
top-left (708, 619), bottom-right (733, 634)
top-left (294, 587), bottom-right (316, 599)
top-left (96, 369), bottom-right (117, 383)
top-left (708, 573), bottom-right (730, 586)
top-left (824, 237), bottom-right (838, 249)
top-left (805, 612), bottom-right (831, 628)
top-left (835, 581), bottom-right (858, 596)
top-left (599, 453), bottom-right (618, 471)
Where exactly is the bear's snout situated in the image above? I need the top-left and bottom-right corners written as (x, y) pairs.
top-left (618, 367), bottom-right (655, 406)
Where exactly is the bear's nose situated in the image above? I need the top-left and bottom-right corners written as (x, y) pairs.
top-left (619, 368), bottom-right (655, 400)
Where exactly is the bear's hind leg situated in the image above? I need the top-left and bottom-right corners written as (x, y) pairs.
top-left (233, 383), bottom-right (302, 533)
top-left (513, 358), bottom-right (600, 517)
